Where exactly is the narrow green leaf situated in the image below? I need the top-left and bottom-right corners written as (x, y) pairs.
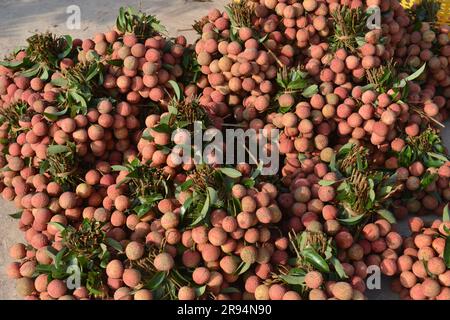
top-left (303, 247), bottom-right (330, 273)
top-left (168, 104), bottom-right (178, 115)
top-left (152, 123), bottom-right (171, 134)
top-left (54, 247), bottom-right (67, 269)
top-left (427, 152), bottom-right (449, 162)
top-left (59, 35), bottom-right (73, 59)
top-left (444, 236), bottom-right (450, 268)
top-left (47, 145), bottom-right (70, 155)
top-left (48, 222), bottom-right (67, 232)
top-left (146, 272), bottom-right (166, 290)
top-left (180, 197), bottom-right (193, 222)
top-left (218, 167), bottom-right (242, 178)
top-left (168, 80), bottom-right (182, 101)
top-left (443, 204), bottom-right (449, 222)
top-left (302, 84), bottom-right (319, 98)
top-left (134, 203), bottom-right (152, 218)
top-left (330, 257), bottom-right (348, 279)
top-left (111, 165), bottom-right (129, 172)
top-left (376, 209), bottom-right (396, 224)
top-left (394, 63), bottom-right (426, 88)
top-left (106, 238), bottom-right (123, 252)
top-left (221, 287), bottom-right (240, 294)
top-left (51, 77), bottom-right (69, 87)
top-left (179, 179), bottom-right (193, 192)
top-left (319, 179), bottom-right (336, 186)
top-left (194, 285), bottom-right (206, 297)
top-left (0, 59), bottom-right (27, 69)
top-left (279, 274), bottom-right (305, 285)
top-left (8, 211), bottom-right (22, 219)
top-left (19, 64), bottom-right (40, 78)
top-left (106, 59), bottom-right (123, 67)
top-left (242, 178), bottom-right (255, 189)
top-left (338, 214), bottom-right (366, 226)
top-left (237, 262), bottom-right (252, 275)
top-left (191, 193), bottom-right (210, 226)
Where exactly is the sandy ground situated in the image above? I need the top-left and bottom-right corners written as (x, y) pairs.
top-left (0, 0), bottom-right (448, 300)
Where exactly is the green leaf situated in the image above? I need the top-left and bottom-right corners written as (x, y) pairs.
top-left (0, 59), bottom-right (27, 69)
top-left (48, 222), bottom-right (66, 232)
top-left (443, 204), bottom-right (449, 222)
top-left (394, 63), bottom-right (426, 88)
top-left (54, 247), bottom-right (67, 269)
top-left (444, 236), bottom-right (450, 268)
top-left (302, 84), bottom-right (318, 98)
top-left (141, 194), bottom-right (164, 205)
top-left (134, 203), bottom-right (152, 217)
top-left (303, 247), bottom-right (330, 273)
top-left (51, 77), bottom-right (69, 87)
top-left (319, 179), bottom-right (336, 186)
top-left (39, 160), bottom-right (49, 175)
top-left (59, 35), bottom-right (73, 59)
top-left (218, 167), bottom-right (242, 178)
top-left (242, 178), bottom-right (255, 189)
top-left (420, 172), bottom-right (437, 189)
top-left (70, 91), bottom-right (88, 108)
top-left (279, 274), bottom-right (305, 285)
top-left (19, 64), bottom-right (40, 78)
top-left (86, 64), bottom-right (101, 82)
top-left (221, 287), bottom-right (241, 294)
top-left (106, 59), bottom-right (124, 67)
top-left (106, 238), bottom-right (123, 252)
top-left (168, 103), bottom-right (178, 115)
top-left (146, 272), bottom-right (166, 290)
top-left (444, 225), bottom-right (450, 236)
top-left (427, 152), bottom-right (448, 163)
top-left (360, 83), bottom-right (375, 92)
top-left (168, 80), bottom-right (182, 101)
top-left (45, 247), bottom-right (58, 260)
top-left (43, 108), bottom-right (67, 121)
top-left (329, 153), bottom-right (337, 172)
top-left (279, 105), bottom-right (292, 114)
top-left (178, 179), bottom-right (193, 192)
top-left (207, 187), bottom-right (218, 206)
top-left (338, 214), bottom-right (366, 226)
top-left (258, 33), bottom-right (269, 44)
top-left (152, 123), bottom-right (171, 134)
top-left (369, 189), bottom-right (376, 202)
top-left (194, 285), bottom-right (206, 297)
top-left (111, 165), bottom-right (129, 172)
top-left (337, 142), bottom-right (355, 157)
top-left (47, 145), bottom-right (70, 155)
top-left (330, 257), bottom-right (348, 279)
top-left (191, 193), bottom-right (210, 226)
top-left (8, 211), bottom-right (22, 219)
top-left (180, 196), bottom-right (193, 222)
top-left (376, 209), bottom-right (396, 224)
top-left (117, 7), bottom-right (126, 31)
top-left (40, 67), bottom-right (50, 81)
top-left (236, 262), bottom-right (252, 275)
top-left (355, 36), bottom-right (366, 47)
top-left (35, 264), bottom-right (53, 274)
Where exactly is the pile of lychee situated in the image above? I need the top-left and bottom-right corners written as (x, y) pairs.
top-left (0, 0), bottom-right (449, 301)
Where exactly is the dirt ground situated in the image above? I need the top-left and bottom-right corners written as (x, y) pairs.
top-left (0, 0), bottom-right (448, 300)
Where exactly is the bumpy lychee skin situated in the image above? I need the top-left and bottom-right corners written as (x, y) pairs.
top-left (331, 282), bottom-right (353, 300)
top-left (305, 271), bottom-right (323, 289)
top-left (16, 277), bottom-right (35, 297)
top-left (47, 279), bottom-right (68, 299)
top-left (125, 241), bottom-right (145, 260)
top-left (178, 286), bottom-right (196, 300)
top-left (106, 259), bottom-right (124, 279)
top-left (153, 252), bottom-right (175, 271)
